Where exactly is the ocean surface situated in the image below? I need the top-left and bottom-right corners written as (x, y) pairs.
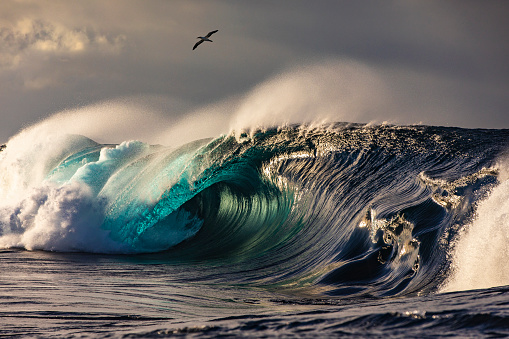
top-left (1, 123), bottom-right (509, 337)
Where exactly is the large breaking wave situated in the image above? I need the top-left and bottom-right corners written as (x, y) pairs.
top-left (1, 121), bottom-right (509, 297)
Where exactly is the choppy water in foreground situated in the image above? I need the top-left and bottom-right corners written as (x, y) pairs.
top-left (2, 250), bottom-right (509, 338)
top-left (1, 123), bottom-right (509, 337)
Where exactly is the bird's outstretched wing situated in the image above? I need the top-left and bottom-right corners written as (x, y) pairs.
top-left (205, 30), bottom-right (218, 38)
top-left (193, 40), bottom-right (204, 50)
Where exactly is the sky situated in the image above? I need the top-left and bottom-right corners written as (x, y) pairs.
top-left (1, 0), bottom-right (508, 144)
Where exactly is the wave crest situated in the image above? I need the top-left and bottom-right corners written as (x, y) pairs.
top-left (1, 123), bottom-right (508, 297)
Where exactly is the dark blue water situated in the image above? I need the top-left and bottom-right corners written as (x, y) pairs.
top-left (1, 123), bottom-right (509, 337)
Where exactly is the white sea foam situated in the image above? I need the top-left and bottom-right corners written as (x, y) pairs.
top-left (0, 181), bottom-right (127, 253)
top-left (442, 159), bottom-right (509, 292)
top-left (0, 139), bottom-right (149, 253)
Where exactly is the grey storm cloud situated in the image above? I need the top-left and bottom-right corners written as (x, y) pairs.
top-left (0, 0), bottom-right (508, 143)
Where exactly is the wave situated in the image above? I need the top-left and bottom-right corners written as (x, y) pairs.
top-left (1, 122), bottom-right (509, 297)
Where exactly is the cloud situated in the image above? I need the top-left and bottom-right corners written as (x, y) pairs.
top-left (1, 18), bottom-right (125, 72)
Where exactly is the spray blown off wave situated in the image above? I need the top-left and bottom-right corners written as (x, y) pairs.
top-left (1, 122), bottom-right (509, 297)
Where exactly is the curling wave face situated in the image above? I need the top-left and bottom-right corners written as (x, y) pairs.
top-left (1, 123), bottom-right (508, 297)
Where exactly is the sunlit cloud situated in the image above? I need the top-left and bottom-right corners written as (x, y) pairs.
top-left (0, 18), bottom-right (126, 71)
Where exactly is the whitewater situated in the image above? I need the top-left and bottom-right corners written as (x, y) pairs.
top-left (2, 63), bottom-right (509, 337)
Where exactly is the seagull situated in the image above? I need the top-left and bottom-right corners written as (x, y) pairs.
top-left (193, 30), bottom-right (218, 50)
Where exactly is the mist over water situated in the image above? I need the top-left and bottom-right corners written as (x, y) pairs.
top-left (228, 59), bottom-right (472, 133)
top-left (2, 59), bottom-right (477, 146)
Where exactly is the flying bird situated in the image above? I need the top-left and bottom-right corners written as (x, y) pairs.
top-left (193, 30), bottom-right (218, 50)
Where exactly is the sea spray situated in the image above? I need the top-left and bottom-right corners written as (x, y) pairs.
top-left (0, 133), bottom-right (98, 202)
